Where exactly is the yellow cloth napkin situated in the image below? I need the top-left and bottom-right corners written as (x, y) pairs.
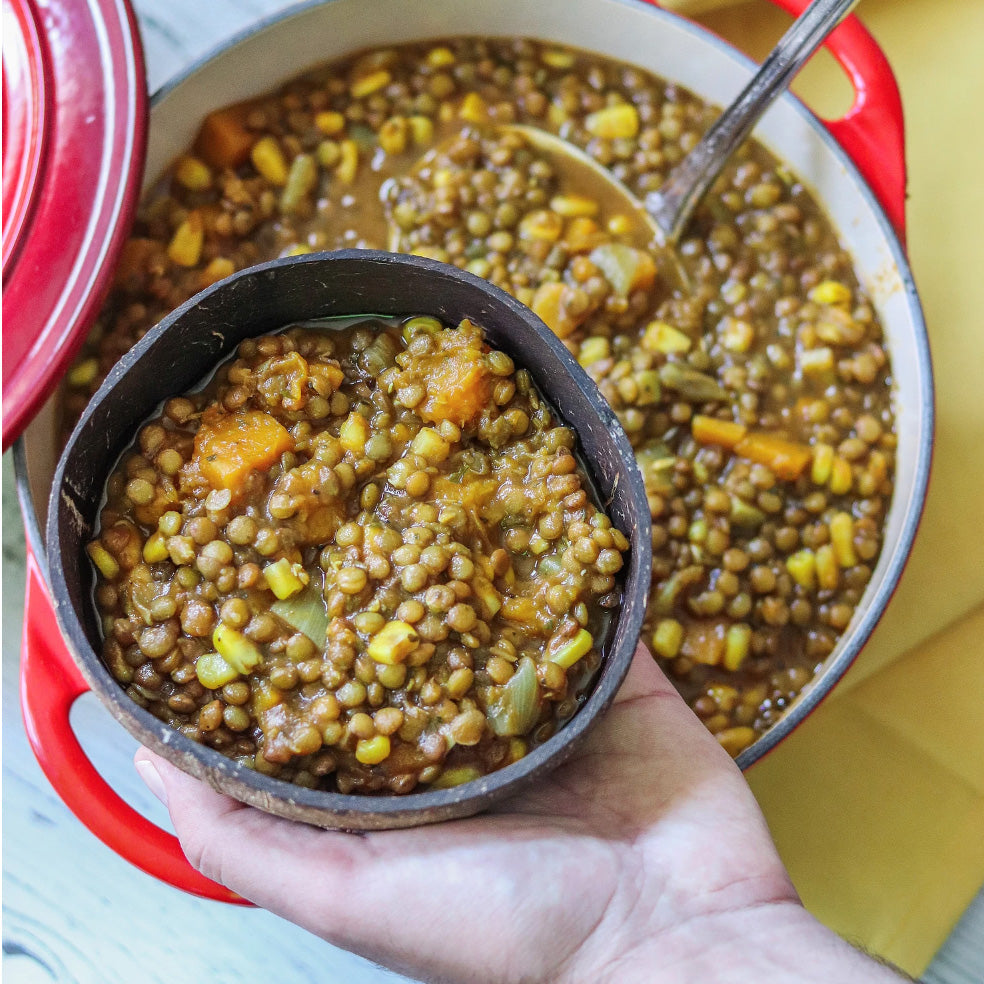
top-left (675, 0), bottom-right (984, 975)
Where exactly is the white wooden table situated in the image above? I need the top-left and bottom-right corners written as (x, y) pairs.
top-left (2, 3), bottom-right (980, 982)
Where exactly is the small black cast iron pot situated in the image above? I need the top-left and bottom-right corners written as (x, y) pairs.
top-left (47, 250), bottom-right (652, 830)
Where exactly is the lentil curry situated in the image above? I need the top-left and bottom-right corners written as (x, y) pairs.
top-left (90, 316), bottom-right (628, 792)
top-left (73, 37), bottom-right (896, 768)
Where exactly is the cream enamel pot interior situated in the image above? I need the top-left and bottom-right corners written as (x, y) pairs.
top-left (14, 0), bottom-right (932, 898)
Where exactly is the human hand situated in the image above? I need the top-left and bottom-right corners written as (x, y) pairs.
top-left (135, 645), bottom-right (906, 984)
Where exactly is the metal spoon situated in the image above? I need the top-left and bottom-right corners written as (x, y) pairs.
top-left (647, 0), bottom-right (861, 245)
top-left (389, 0), bottom-right (860, 281)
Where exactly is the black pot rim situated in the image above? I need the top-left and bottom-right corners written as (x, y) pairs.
top-left (45, 250), bottom-right (653, 827)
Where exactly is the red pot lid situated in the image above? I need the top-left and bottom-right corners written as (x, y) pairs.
top-left (2, 0), bottom-right (147, 449)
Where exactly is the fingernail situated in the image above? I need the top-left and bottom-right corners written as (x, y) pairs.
top-left (136, 759), bottom-right (168, 806)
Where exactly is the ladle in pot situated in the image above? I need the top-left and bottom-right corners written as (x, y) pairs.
top-left (389, 0), bottom-right (860, 282)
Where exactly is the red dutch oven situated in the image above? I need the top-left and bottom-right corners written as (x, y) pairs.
top-left (9, 0), bottom-right (932, 906)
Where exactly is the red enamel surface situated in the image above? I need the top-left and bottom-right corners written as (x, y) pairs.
top-left (20, 550), bottom-right (250, 905)
top-left (2, 0), bottom-right (49, 274)
top-left (1, 0), bottom-right (147, 449)
top-left (765, 0), bottom-right (907, 241)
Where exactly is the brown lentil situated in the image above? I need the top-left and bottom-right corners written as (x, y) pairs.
top-left (90, 317), bottom-right (625, 793)
top-left (73, 36), bottom-right (895, 762)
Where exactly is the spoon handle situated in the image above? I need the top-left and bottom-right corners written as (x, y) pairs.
top-left (646, 0), bottom-right (862, 243)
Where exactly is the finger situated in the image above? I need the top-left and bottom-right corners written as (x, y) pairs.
top-left (133, 748), bottom-right (592, 983)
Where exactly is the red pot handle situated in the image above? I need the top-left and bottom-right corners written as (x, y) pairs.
top-left (19, 548), bottom-right (251, 905)
top-left (764, 0), bottom-right (906, 241)
top-left (654, 0), bottom-right (907, 240)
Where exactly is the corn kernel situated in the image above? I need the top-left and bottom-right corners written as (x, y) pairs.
top-left (174, 155), bottom-right (212, 191)
top-left (815, 544), bottom-right (839, 590)
top-left (651, 619), bottom-right (684, 659)
top-left (799, 346), bottom-right (835, 375)
top-left (195, 651), bottom-right (239, 689)
top-left (541, 48), bottom-right (575, 69)
top-left (67, 358), bottom-right (100, 388)
top-left (811, 443), bottom-right (835, 485)
top-left (158, 511), bottom-right (182, 536)
top-left (642, 320), bottom-right (692, 354)
top-left (829, 512), bottom-right (858, 567)
top-left (867, 450), bottom-right (889, 487)
top-left (350, 69), bottom-right (391, 99)
top-left (87, 542), bottom-right (120, 580)
top-left (252, 679), bottom-right (283, 713)
top-left (606, 214), bottom-right (633, 237)
top-left (585, 103), bottom-right (639, 139)
top-left (723, 624), bottom-right (752, 671)
top-left (213, 624), bottom-right (263, 674)
top-left (430, 765), bottom-right (481, 788)
top-left (335, 139), bottom-right (358, 184)
top-left (368, 621), bottom-right (419, 665)
top-left (410, 245), bottom-right (449, 262)
top-left (547, 102), bottom-right (568, 128)
top-left (426, 46), bottom-right (455, 68)
top-left (549, 194), bottom-right (599, 218)
top-left (316, 140), bottom-right (341, 169)
top-left (507, 738), bottom-right (527, 764)
top-left (472, 577), bottom-right (502, 618)
top-left (167, 211), bottom-right (204, 267)
top-left (809, 279), bottom-right (852, 307)
top-left (340, 411), bottom-right (371, 454)
top-left (829, 456), bottom-right (853, 495)
top-left (716, 726), bottom-right (758, 757)
top-left (263, 557), bottom-right (309, 599)
top-left (707, 683), bottom-right (740, 713)
top-left (786, 549), bottom-right (817, 590)
top-left (142, 531), bottom-right (170, 564)
top-left (519, 209), bottom-right (563, 242)
top-left (355, 734), bottom-right (391, 765)
top-left (314, 110), bottom-right (346, 135)
top-left (578, 337), bottom-right (610, 367)
top-left (411, 426), bottom-right (451, 463)
top-left (720, 317), bottom-right (755, 353)
top-left (549, 628), bottom-right (593, 669)
top-left (408, 114), bottom-right (434, 146)
top-left (459, 92), bottom-right (489, 125)
top-left (250, 136), bottom-right (289, 186)
top-left (378, 116), bottom-right (409, 155)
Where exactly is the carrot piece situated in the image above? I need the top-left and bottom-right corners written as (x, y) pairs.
top-left (530, 282), bottom-right (567, 336)
top-left (194, 104), bottom-right (255, 170)
top-left (530, 281), bottom-right (590, 339)
top-left (194, 410), bottom-right (294, 491)
top-left (418, 356), bottom-right (492, 428)
top-left (691, 415), bottom-right (747, 450)
top-left (734, 432), bottom-right (812, 481)
top-left (501, 597), bottom-right (538, 624)
top-left (430, 476), bottom-right (499, 512)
